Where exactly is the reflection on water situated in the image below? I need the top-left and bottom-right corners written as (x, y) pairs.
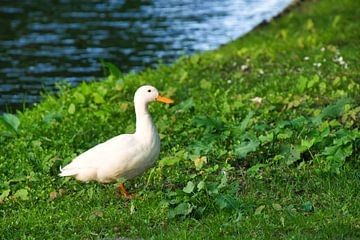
top-left (0, 0), bottom-right (292, 111)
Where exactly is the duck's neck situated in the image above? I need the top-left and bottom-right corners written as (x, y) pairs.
top-left (134, 101), bottom-right (157, 140)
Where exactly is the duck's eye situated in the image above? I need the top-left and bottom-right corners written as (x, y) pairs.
top-left (147, 89), bottom-right (151, 92)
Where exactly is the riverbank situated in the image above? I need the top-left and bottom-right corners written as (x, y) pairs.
top-left (1, 0), bottom-right (359, 239)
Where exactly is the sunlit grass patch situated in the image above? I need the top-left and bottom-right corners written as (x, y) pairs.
top-left (0, 0), bottom-right (359, 239)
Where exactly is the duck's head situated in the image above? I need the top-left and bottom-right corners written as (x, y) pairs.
top-left (134, 85), bottom-right (174, 105)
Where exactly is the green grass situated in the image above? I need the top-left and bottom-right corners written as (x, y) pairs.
top-left (1, 0), bottom-right (360, 239)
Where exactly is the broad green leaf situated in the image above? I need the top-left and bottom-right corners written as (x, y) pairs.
top-left (306, 19), bottom-right (315, 32)
top-left (176, 97), bottom-right (194, 111)
top-left (287, 204), bottom-right (296, 211)
top-left (93, 93), bottom-right (105, 104)
top-left (286, 98), bottom-right (302, 109)
top-left (318, 126), bottom-right (330, 140)
top-left (215, 196), bottom-right (228, 210)
top-left (290, 116), bottom-right (307, 129)
top-left (159, 157), bottom-right (181, 166)
top-left (333, 76), bottom-right (341, 86)
top-left (247, 163), bottom-right (267, 176)
top-left (301, 201), bottom-right (314, 212)
top-left (97, 86), bottom-right (108, 97)
top-left (217, 174), bottom-right (228, 190)
top-left (188, 140), bottom-right (214, 155)
top-left (43, 112), bottom-right (62, 124)
top-left (0, 113), bottom-right (20, 133)
top-left (13, 189), bottom-right (29, 201)
top-left (175, 202), bottom-right (193, 216)
top-left (168, 203), bottom-right (193, 218)
top-left (79, 83), bottom-right (92, 96)
top-left (73, 92), bottom-right (86, 104)
top-left (254, 205), bottom-right (265, 215)
top-left (159, 151), bottom-right (187, 167)
top-left (280, 144), bottom-right (301, 165)
top-left (300, 138), bottom-right (315, 153)
top-left (319, 82), bottom-right (327, 94)
top-left (273, 155), bottom-right (285, 162)
top-left (272, 203), bottom-right (282, 211)
top-left (194, 156), bottom-right (207, 170)
top-left (235, 138), bottom-right (260, 158)
top-left (297, 76), bottom-right (307, 93)
top-left (320, 98), bottom-right (351, 119)
top-left (259, 132), bottom-right (274, 145)
top-left (207, 182), bottom-right (219, 195)
top-left (159, 200), bottom-right (170, 208)
top-left (278, 129), bottom-right (293, 139)
top-left (91, 210), bottom-right (103, 218)
top-left (0, 189), bottom-right (10, 202)
top-left (239, 111), bottom-right (254, 132)
top-left (68, 103), bottom-right (76, 114)
top-left (200, 79), bottom-right (212, 89)
top-left (307, 74), bottom-right (319, 89)
top-left (179, 70), bottom-right (188, 82)
top-left (324, 144), bottom-right (352, 169)
top-left (193, 116), bottom-right (224, 131)
top-left (119, 102), bottom-right (129, 112)
top-left (197, 181), bottom-right (205, 191)
top-left (183, 181), bottom-right (195, 194)
top-left (277, 120), bottom-right (291, 129)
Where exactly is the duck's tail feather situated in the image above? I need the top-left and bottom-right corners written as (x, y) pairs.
top-left (58, 167), bottom-right (78, 177)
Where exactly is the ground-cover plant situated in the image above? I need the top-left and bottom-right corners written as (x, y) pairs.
top-left (0, 0), bottom-right (359, 239)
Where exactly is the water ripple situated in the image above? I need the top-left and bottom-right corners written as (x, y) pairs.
top-left (0, 0), bottom-right (292, 111)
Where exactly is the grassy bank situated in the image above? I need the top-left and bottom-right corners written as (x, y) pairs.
top-left (1, 0), bottom-right (359, 239)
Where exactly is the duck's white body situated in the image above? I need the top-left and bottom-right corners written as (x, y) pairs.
top-left (59, 128), bottom-right (160, 183)
top-left (59, 85), bottom-right (172, 183)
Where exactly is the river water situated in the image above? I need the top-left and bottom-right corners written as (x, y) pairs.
top-left (0, 0), bottom-right (292, 111)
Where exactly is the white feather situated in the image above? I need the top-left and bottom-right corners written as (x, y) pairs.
top-left (59, 85), bottom-right (171, 183)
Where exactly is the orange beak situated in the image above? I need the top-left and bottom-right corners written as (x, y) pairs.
top-left (156, 95), bottom-right (174, 104)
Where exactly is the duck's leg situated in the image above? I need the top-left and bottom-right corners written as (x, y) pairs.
top-left (118, 182), bottom-right (130, 198)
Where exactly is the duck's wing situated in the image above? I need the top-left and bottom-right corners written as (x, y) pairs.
top-left (59, 134), bottom-right (137, 179)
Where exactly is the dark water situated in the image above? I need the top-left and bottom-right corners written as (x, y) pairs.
top-left (0, 0), bottom-right (292, 111)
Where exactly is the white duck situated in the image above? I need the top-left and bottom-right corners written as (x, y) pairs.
top-left (59, 85), bottom-right (174, 197)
